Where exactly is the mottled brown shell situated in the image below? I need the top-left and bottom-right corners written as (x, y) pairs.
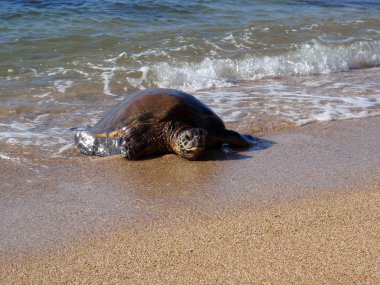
top-left (88, 89), bottom-right (225, 138)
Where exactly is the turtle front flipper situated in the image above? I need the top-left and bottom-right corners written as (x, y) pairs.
top-left (209, 129), bottom-right (257, 148)
top-left (121, 136), bottom-right (146, 160)
top-left (120, 124), bottom-right (166, 160)
top-left (74, 130), bottom-right (126, 156)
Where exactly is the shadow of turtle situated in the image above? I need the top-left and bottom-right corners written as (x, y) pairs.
top-left (199, 136), bottom-right (276, 161)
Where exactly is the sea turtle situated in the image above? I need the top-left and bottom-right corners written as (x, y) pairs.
top-left (74, 89), bottom-right (255, 160)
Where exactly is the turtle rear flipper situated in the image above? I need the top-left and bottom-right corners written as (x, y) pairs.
top-left (210, 129), bottom-right (257, 148)
top-left (74, 130), bottom-right (126, 156)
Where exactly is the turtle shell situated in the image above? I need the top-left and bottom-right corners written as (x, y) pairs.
top-left (88, 89), bottom-right (225, 138)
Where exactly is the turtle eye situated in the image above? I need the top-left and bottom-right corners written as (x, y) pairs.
top-left (185, 133), bottom-right (191, 141)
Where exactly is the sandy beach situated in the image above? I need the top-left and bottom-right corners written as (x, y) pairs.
top-left (2, 1), bottom-right (380, 284)
top-left (0, 116), bottom-right (379, 284)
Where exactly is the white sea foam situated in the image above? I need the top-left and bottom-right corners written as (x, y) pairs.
top-left (367, 29), bottom-right (380, 34)
top-left (33, 92), bottom-right (51, 98)
top-left (54, 80), bottom-right (74, 93)
top-left (301, 24), bottom-right (319, 30)
top-left (0, 119), bottom-right (71, 149)
top-left (196, 91), bottom-right (251, 123)
top-left (0, 122), bottom-right (34, 131)
top-left (195, 69), bottom-right (380, 126)
top-left (124, 40), bottom-right (380, 92)
top-left (33, 114), bottom-right (50, 123)
top-left (101, 70), bottom-right (115, 96)
top-left (56, 143), bottom-right (74, 154)
top-left (47, 67), bottom-right (66, 77)
top-left (0, 152), bottom-right (12, 160)
top-left (79, 39), bottom-right (380, 96)
top-left (101, 66), bottom-right (129, 96)
top-left (104, 52), bottom-right (128, 63)
top-left (296, 95), bottom-right (380, 125)
top-left (87, 62), bottom-right (129, 95)
top-left (126, 66), bottom-right (150, 90)
top-left (46, 67), bottom-right (89, 78)
top-left (0, 152), bottom-right (23, 165)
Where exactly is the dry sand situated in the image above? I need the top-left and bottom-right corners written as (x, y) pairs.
top-left (0, 116), bottom-right (380, 284)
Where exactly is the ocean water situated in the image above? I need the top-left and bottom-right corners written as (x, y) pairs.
top-left (1, 0), bottom-right (380, 157)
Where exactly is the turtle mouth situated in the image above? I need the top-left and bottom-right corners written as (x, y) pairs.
top-left (181, 147), bottom-right (205, 160)
top-left (182, 144), bottom-right (206, 160)
top-left (187, 145), bottom-right (205, 151)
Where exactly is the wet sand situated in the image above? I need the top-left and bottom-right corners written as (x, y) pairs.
top-left (1, 116), bottom-right (380, 284)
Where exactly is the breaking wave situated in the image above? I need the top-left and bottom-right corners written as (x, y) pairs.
top-left (131, 40), bottom-right (380, 92)
top-left (2, 39), bottom-right (380, 95)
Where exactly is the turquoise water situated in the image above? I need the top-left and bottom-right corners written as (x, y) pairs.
top-left (1, 0), bottom-right (380, 156)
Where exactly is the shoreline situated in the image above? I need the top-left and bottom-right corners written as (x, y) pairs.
top-left (1, 116), bottom-right (379, 283)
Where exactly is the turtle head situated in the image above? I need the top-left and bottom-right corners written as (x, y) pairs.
top-left (173, 128), bottom-right (207, 160)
